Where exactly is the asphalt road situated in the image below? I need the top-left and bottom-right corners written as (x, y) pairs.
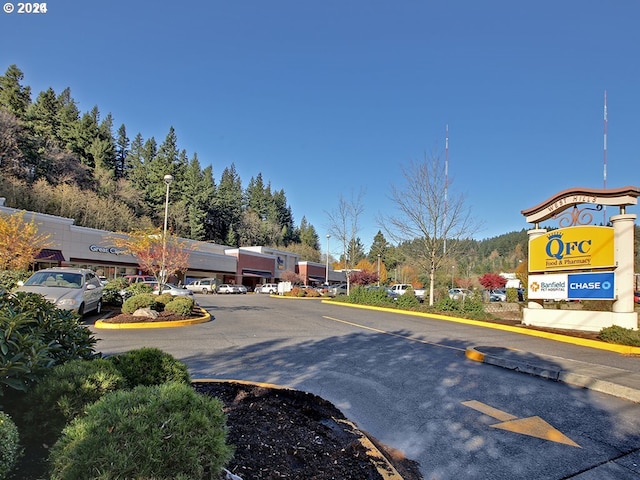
top-left (89, 294), bottom-right (640, 480)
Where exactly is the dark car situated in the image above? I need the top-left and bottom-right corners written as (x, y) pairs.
top-left (635, 291), bottom-right (640, 304)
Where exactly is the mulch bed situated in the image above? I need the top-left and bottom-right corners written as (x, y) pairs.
top-left (193, 381), bottom-right (423, 480)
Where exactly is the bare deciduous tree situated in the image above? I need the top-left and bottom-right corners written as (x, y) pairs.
top-left (381, 155), bottom-right (480, 305)
top-left (325, 190), bottom-right (365, 294)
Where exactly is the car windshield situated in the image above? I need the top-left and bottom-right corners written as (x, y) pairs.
top-left (24, 271), bottom-right (83, 288)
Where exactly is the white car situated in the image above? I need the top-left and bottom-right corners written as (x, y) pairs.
top-left (255, 283), bottom-right (278, 294)
top-left (217, 284), bottom-right (241, 294)
top-left (153, 283), bottom-right (194, 297)
top-left (16, 267), bottom-right (104, 315)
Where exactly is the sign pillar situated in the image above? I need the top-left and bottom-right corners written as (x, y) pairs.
top-left (612, 213), bottom-right (637, 313)
top-left (526, 228), bottom-right (547, 310)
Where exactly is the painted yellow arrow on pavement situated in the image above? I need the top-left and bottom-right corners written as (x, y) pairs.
top-left (462, 400), bottom-right (581, 448)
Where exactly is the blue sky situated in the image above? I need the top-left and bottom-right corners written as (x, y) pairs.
top-left (1, 1), bottom-right (638, 254)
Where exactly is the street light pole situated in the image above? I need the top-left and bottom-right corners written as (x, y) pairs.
top-left (325, 234), bottom-right (331, 285)
top-left (162, 174), bottom-right (174, 288)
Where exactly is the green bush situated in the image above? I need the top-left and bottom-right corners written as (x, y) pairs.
top-left (0, 411), bottom-right (21, 480)
top-left (121, 293), bottom-right (160, 314)
top-left (395, 289), bottom-right (421, 309)
top-left (121, 281), bottom-right (154, 301)
top-left (0, 292), bottom-right (98, 395)
top-left (49, 382), bottom-right (233, 480)
top-left (107, 347), bottom-right (191, 388)
top-left (155, 293), bottom-right (175, 306)
top-left (348, 285), bottom-right (396, 307)
top-left (165, 297), bottom-right (195, 316)
top-left (23, 359), bottom-right (125, 441)
top-left (599, 326), bottom-right (640, 346)
top-left (101, 278), bottom-right (128, 306)
top-left (0, 270), bottom-right (30, 293)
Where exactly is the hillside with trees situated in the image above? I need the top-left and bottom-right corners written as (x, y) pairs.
top-left (1, 64), bottom-right (637, 290)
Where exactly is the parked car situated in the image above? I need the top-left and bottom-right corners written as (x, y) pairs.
top-left (448, 288), bottom-right (472, 300)
top-left (217, 283), bottom-right (241, 294)
top-left (153, 283), bottom-right (194, 297)
top-left (123, 275), bottom-right (156, 284)
top-left (365, 285), bottom-right (399, 300)
top-left (16, 267), bottom-right (104, 315)
top-left (185, 278), bottom-right (217, 294)
top-left (255, 283), bottom-right (278, 294)
top-left (389, 284), bottom-right (426, 301)
top-left (635, 291), bottom-right (640, 304)
top-left (489, 289), bottom-right (507, 302)
top-left (327, 283), bottom-right (348, 297)
top-left (237, 285), bottom-right (248, 294)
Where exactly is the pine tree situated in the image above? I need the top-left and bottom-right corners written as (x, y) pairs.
top-left (115, 124), bottom-right (129, 179)
top-left (0, 65), bottom-right (32, 118)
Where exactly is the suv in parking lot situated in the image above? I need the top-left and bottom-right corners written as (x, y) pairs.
top-left (255, 283), bottom-right (278, 294)
top-left (16, 267), bottom-right (104, 315)
top-left (185, 278), bottom-right (217, 294)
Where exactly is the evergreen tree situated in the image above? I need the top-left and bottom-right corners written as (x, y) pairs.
top-left (367, 230), bottom-right (390, 263)
top-left (298, 216), bottom-right (320, 250)
top-left (0, 65), bottom-right (31, 118)
top-left (214, 164), bottom-right (243, 245)
top-left (55, 87), bottom-right (80, 150)
top-left (27, 87), bottom-right (59, 141)
top-left (115, 124), bottom-right (129, 179)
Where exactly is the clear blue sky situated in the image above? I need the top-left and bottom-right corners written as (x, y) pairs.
top-left (2, 1), bottom-right (638, 255)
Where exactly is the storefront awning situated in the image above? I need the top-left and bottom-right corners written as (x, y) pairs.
top-left (308, 275), bottom-right (326, 282)
top-left (242, 269), bottom-right (272, 278)
top-left (35, 249), bottom-right (65, 262)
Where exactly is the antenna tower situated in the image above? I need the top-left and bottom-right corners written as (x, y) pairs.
top-left (444, 124), bottom-right (449, 254)
top-left (603, 90), bottom-right (607, 224)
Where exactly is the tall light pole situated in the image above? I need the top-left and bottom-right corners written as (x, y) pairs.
top-left (325, 234), bottom-right (331, 285)
top-left (161, 174), bottom-right (174, 288)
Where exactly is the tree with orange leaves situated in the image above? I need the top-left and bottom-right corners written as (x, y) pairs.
top-left (0, 211), bottom-right (52, 271)
top-left (110, 228), bottom-right (192, 289)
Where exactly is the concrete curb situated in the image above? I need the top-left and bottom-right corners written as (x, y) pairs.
top-left (193, 379), bottom-right (404, 480)
top-left (465, 346), bottom-right (640, 404)
top-left (94, 307), bottom-right (211, 329)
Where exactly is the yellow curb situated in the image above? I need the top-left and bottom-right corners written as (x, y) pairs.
top-left (191, 378), bottom-right (404, 479)
top-left (94, 307), bottom-right (211, 329)
top-left (321, 300), bottom-right (640, 355)
top-left (465, 347), bottom-right (486, 362)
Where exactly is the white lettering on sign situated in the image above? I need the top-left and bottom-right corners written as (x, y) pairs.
top-left (89, 245), bottom-right (126, 255)
top-left (570, 282), bottom-right (601, 289)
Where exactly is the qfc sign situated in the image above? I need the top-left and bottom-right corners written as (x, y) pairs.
top-left (529, 272), bottom-right (615, 301)
top-left (529, 226), bottom-right (614, 272)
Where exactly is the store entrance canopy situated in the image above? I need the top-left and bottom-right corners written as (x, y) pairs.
top-left (242, 269), bottom-right (272, 278)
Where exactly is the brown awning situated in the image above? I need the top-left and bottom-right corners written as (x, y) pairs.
top-left (35, 249), bottom-right (65, 262)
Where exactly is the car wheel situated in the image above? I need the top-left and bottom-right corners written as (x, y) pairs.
top-left (78, 303), bottom-right (85, 316)
top-left (202, 288), bottom-right (208, 295)
top-left (95, 298), bottom-right (102, 314)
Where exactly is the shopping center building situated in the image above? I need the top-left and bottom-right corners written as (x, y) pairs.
top-left (0, 199), bottom-right (345, 288)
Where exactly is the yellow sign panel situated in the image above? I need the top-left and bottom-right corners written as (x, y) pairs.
top-left (529, 226), bottom-right (615, 272)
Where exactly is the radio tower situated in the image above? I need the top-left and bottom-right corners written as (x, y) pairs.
top-left (603, 90), bottom-right (607, 225)
top-left (444, 124), bottom-right (449, 254)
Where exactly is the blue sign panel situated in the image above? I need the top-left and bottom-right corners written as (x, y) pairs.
top-left (567, 272), bottom-right (615, 300)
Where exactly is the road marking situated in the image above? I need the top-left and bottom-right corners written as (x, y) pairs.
top-left (322, 316), bottom-right (465, 352)
top-left (462, 400), bottom-right (581, 448)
